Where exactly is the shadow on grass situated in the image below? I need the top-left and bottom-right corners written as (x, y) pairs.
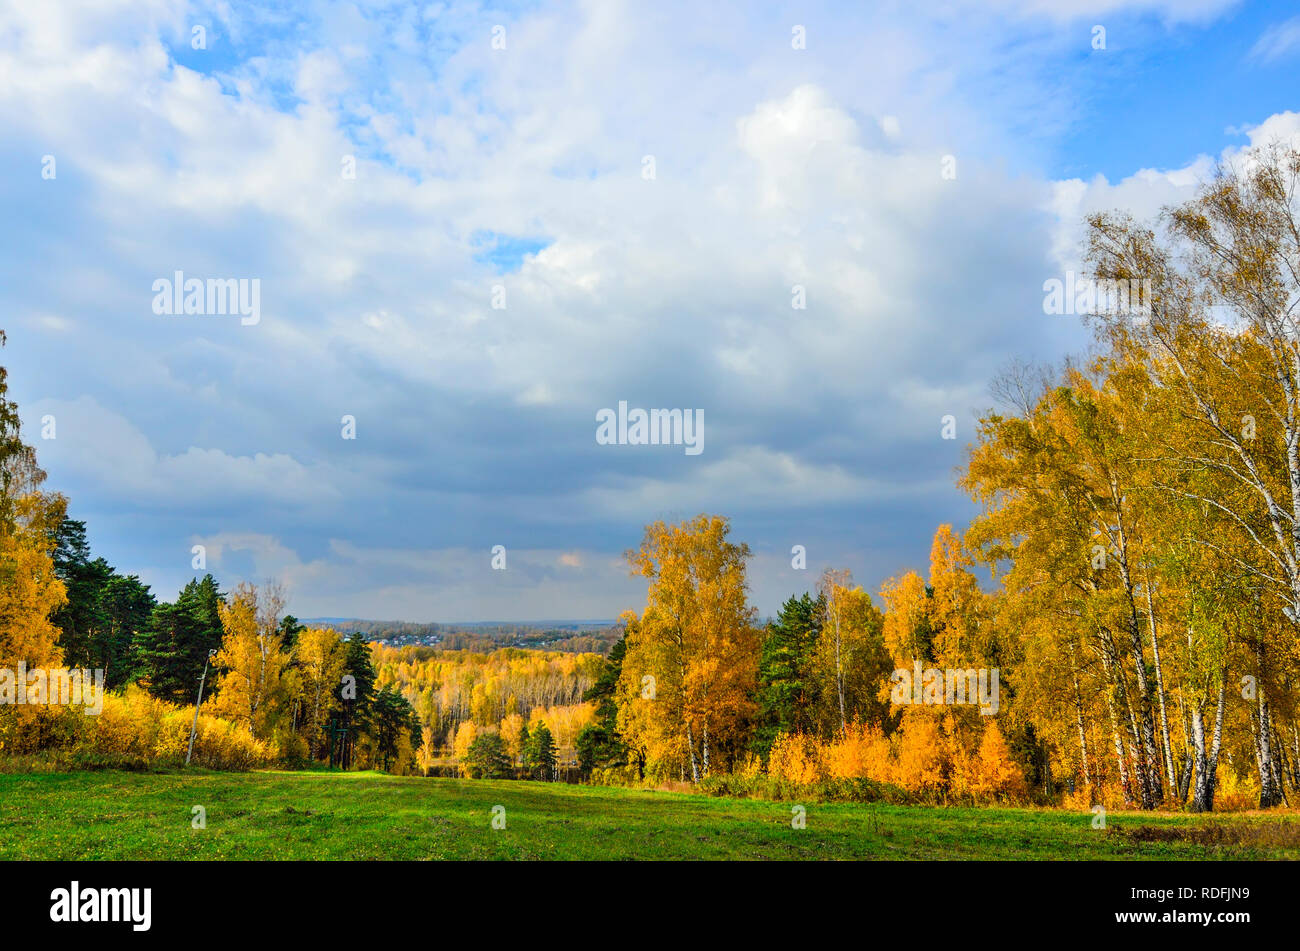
top-left (1118, 820), bottom-right (1300, 850)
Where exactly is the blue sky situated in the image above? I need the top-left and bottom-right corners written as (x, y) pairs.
top-left (2, 0), bottom-right (1298, 621)
top-left (1049, 3), bottom-right (1300, 179)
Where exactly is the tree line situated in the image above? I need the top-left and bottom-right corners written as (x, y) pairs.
top-left (0, 362), bottom-right (421, 767)
top-left (571, 146), bottom-right (1300, 811)
top-left (3, 144), bottom-right (1298, 808)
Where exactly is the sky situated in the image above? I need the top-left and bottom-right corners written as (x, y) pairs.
top-left (3, 0), bottom-right (1299, 622)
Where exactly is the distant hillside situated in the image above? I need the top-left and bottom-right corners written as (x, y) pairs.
top-left (299, 618), bottom-right (623, 654)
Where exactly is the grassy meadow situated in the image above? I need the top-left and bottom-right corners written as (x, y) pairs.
top-left (2, 769), bottom-right (1298, 860)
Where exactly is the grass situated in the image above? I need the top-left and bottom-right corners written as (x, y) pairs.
top-left (2, 769), bottom-right (1298, 860)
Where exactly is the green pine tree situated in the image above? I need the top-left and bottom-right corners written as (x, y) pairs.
top-left (466, 731), bottom-right (512, 779)
top-left (371, 686), bottom-right (419, 772)
top-left (133, 575), bottom-right (223, 703)
top-left (577, 634), bottom-right (628, 775)
top-left (524, 722), bottom-right (557, 781)
top-left (752, 592), bottom-right (824, 758)
top-left (335, 633), bottom-right (378, 767)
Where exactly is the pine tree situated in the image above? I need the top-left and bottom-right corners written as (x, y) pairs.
top-left (371, 686), bottom-right (420, 772)
top-left (577, 632), bottom-right (628, 774)
top-left (48, 518), bottom-right (156, 684)
top-left (133, 575), bottom-right (223, 704)
top-left (335, 633), bottom-right (377, 767)
top-left (97, 573), bottom-right (154, 687)
top-left (753, 592), bottom-right (823, 757)
top-left (466, 731), bottom-right (512, 779)
top-left (524, 722), bottom-right (557, 781)
top-left (49, 519), bottom-right (106, 667)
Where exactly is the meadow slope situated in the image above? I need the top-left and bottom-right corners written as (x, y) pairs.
top-left (2, 770), bottom-right (1297, 860)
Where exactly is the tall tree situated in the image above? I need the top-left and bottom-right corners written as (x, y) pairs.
top-left (210, 582), bottom-right (291, 739)
top-left (524, 721), bottom-right (558, 781)
top-left (576, 630), bottom-right (628, 774)
top-left (97, 573), bottom-right (154, 687)
top-left (813, 573), bottom-right (889, 737)
top-left (293, 626), bottom-right (346, 758)
top-left (0, 331), bottom-right (67, 743)
top-left (1084, 144), bottom-right (1300, 807)
top-left (753, 591), bottom-right (824, 756)
top-left (0, 332), bottom-right (68, 752)
top-left (369, 685), bottom-right (421, 772)
top-left (134, 575), bottom-right (224, 704)
top-left (617, 515), bottom-right (760, 782)
top-left (335, 632), bottom-right (378, 767)
top-left (48, 519), bottom-right (106, 668)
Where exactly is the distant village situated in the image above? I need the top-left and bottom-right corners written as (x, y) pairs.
top-left (305, 619), bottom-right (623, 655)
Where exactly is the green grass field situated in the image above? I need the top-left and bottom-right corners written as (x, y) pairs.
top-left (2, 769), bottom-right (1297, 860)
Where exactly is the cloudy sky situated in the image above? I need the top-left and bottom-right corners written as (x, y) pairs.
top-left (3, 0), bottom-right (1299, 621)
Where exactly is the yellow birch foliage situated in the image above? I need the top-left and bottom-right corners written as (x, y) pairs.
top-left (0, 499), bottom-right (69, 752)
top-left (892, 708), bottom-right (949, 794)
top-left (880, 570), bottom-right (932, 666)
top-left (927, 525), bottom-right (989, 667)
top-left (620, 516), bottom-right (760, 781)
top-left (0, 526), bottom-right (65, 671)
top-left (453, 720), bottom-right (478, 775)
top-left (210, 583), bottom-right (291, 739)
top-left (418, 725), bottom-right (438, 773)
top-left (500, 712), bottom-right (525, 762)
top-left (767, 731), bottom-right (822, 785)
top-left (822, 722), bottom-right (892, 782)
top-left (970, 721), bottom-right (1027, 801)
top-left (293, 626), bottom-right (346, 757)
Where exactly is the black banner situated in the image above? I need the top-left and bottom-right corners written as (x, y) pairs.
top-left (2, 860), bottom-right (1287, 938)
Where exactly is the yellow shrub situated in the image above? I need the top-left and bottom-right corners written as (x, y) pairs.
top-left (85, 689), bottom-right (163, 757)
top-left (186, 714), bottom-right (270, 770)
top-left (892, 710), bottom-right (949, 795)
top-left (823, 723), bottom-right (891, 782)
top-left (42, 686), bottom-right (272, 770)
top-left (589, 764), bottom-right (642, 787)
top-left (967, 721), bottom-right (1026, 802)
top-left (736, 751), bottom-right (764, 780)
top-left (767, 731), bottom-right (823, 785)
top-left (152, 710), bottom-right (191, 759)
top-left (271, 728), bottom-right (308, 763)
top-left (1215, 763), bottom-right (1261, 812)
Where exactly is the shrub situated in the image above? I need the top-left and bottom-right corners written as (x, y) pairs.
top-left (767, 731), bottom-right (823, 785)
top-left (1, 686), bottom-right (274, 771)
top-left (823, 723), bottom-right (892, 782)
top-left (892, 711), bottom-right (950, 795)
top-left (588, 764), bottom-right (641, 787)
top-left (698, 772), bottom-right (912, 804)
top-left (203, 718), bottom-right (269, 770)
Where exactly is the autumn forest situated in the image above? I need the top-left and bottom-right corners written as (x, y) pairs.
top-left (4, 147), bottom-right (1300, 822)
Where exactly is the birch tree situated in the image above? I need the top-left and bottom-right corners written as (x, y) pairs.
top-left (618, 515), bottom-right (759, 782)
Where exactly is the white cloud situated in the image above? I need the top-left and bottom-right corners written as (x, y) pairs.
top-left (1048, 111), bottom-right (1300, 276)
top-left (26, 397), bottom-right (339, 508)
top-left (578, 446), bottom-right (949, 521)
top-left (972, 0), bottom-right (1238, 22)
top-left (1250, 16), bottom-right (1300, 63)
top-left (0, 0), bottom-right (1279, 618)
